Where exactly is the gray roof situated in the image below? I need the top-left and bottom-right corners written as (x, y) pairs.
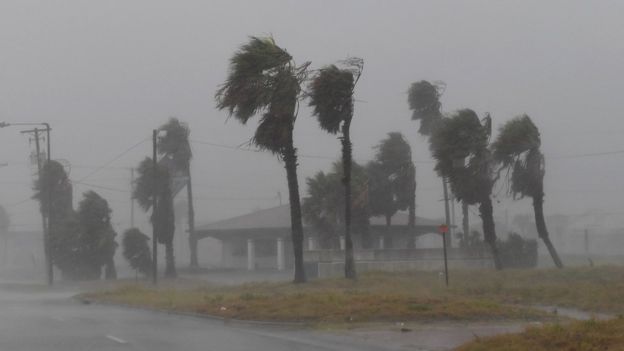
top-left (196, 204), bottom-right (443, 232)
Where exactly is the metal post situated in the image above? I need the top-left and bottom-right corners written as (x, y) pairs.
top-left (152, 129), bottom-right (158, 285)
top-left (442, 230), bottom-right (449, 287)
top-left (31, 129), bottom-right (50, 285)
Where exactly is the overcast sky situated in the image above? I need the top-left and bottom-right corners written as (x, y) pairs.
top-left (2, 0), bottom-right (624, 234)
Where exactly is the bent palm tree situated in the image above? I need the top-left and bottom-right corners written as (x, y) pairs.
top-left (216, 36), bottom-right (309, 283)
top-left (430, 110), bottom-right (503, 269)
top-left (157, 118), bottom-right (197, 268)
top-left (408, 80), bottom-right (470, 243)
top-left (308, 58), bottom-right (363, 279)
top-left (493, 115), bottom-right (563, 268)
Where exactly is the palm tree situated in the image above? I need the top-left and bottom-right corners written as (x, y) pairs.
top-left (215, 36), bottom-right (310, 283)
top-left (408, 80), bottom-right (470, 244)
top-left (493, 115), bottom-right (563, 268)
top-left (430, 109), bottom-right (503, 269)
top-left (308, 58), bottom-right (363, 279)
top-left (157, 118), bottom-right (198, 268)
top-left (133, 157), bottom-right (177, 277)
top-left (372, 132), bottom-right (416, 228)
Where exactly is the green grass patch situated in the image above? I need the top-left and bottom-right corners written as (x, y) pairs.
top-left (82, 265), bottom-right (624, 324)
top-left (457, 317), bottom-right (624, 351)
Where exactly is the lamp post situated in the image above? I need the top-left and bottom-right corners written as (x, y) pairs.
top-left (1, 122), bottom-right (53, 285)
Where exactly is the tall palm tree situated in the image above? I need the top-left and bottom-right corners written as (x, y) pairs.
top-left (157, 118), bottom-right (197, 268)
top-left (493, 115), bottom-right (563, 268)
top-left (430, 109), bottom-right (503, 269)
top-left (133, 157), bottom-right (177, 277)
top-left (308, 58), bottom-right (363, 280)
top-left (215, 36), bottom-right (310, 283)
top-left (408, 80), bottom-right (470, 244)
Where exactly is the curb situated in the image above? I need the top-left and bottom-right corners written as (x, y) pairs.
top-left (74, 296), bottom-right (310, 328)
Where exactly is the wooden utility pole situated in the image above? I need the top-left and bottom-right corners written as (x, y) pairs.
top-left (152, 130), bottom-right (158, 285)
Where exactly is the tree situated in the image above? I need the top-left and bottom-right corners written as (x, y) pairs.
top-left (122, 228), bottom-right (152, 276)
top-left (408, 80), bottom-right (470, 243)
top-left (371, 132), bottom-right (416, 228)
top-left (308, 58), bottom-right (363, 280)
top-left (493, 115), bottom-right (563, 268)
top-left (429, 109), bottom-right (503, 269)
top-left (0, 205), bottom-right (9, 264)
top-left (157, 118), bottom-right (198, 268)
top-left (408, 80), bottom-right (444, 135)
top-left (33, 161), bottom-right (76, 278)
top-left (133, 157), bottom-right (177, 277)
top-left (215, 36), bottom-right (310, 283)
top-left (76, 191), bottom-right (118, 280)
top-left (302, 161), bottom-right (370, 250)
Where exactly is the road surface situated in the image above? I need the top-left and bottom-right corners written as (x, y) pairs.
top-left (0, 283), bottom-right (410, 351)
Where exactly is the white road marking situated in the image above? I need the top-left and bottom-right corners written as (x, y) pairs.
top-left (106, 335), bottom-right (128, 344)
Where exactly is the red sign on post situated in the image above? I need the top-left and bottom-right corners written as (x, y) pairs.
top-left (438, 224), bottom-right (449, 234)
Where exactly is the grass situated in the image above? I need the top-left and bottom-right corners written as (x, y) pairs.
top-left (82, 265), bottom-right (624, 324)
top-left (457, 317), bottom-right (624, 351)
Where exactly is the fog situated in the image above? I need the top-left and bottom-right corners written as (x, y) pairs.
top-left (1, 0), bottom-right (624, 245)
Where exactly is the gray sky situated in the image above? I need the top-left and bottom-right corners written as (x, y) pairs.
top-left (2, 0), bottom-right (624, 233)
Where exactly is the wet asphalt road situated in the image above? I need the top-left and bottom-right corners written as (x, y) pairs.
top-left (0, 286), bottom-right (401, 351)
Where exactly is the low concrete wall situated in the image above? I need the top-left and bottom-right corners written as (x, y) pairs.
top-left (304, 248), bottom-right (493, 278)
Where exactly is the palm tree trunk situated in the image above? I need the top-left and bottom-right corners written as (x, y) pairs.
top-left (462, 201), bottom-right (469, 242)
top-left (479, 197), bottom-right (503, 270)
top-left (186, 165), bottom-right (198, 268)
top-left (283, 143), bottom-right (306, 283)
top-left (104, 257), bottom-right (117, 280)
top-left (408, 180), bottom-right (416, 227)
top-left (342, 121), bottom-right (356, 280)
top-left (165, 241), bottom-right (177, 278)
top-left (533, 194), bottom-right (563, 268)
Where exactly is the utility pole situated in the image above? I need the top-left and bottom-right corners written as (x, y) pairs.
top-left (130, 168), bottom-right (135, 228)
top-left (2, 121), bottom-right (53, 285)
top-left (152, 129), bottom-right (158, 285)
top-left (21, 128), bottom-right (51, 285)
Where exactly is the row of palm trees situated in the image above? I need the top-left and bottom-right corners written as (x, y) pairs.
top-left (408, 81), bottom-right (563, 269)
top-left (214, 35), bottom-right (563, 283)
top-left (215, 37), bottom-right (364, 282)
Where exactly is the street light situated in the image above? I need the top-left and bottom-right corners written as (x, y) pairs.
top-left (0, 121), bottom-right (53, 285)
top-left (151, 128), bottom-right (167, 285)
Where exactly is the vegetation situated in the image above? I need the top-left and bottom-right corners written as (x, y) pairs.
top-left (76, 191), bottom-right (118, 280)
top-left (368, 132), bottom-right (416, 228)
top-left (85, 266), bottom-right (624, 325)
top-left (122, 228), bottom-right (152, 276)
top-left (157, 118), bottom-right (198, 268)
top-left (429, 109), bottom-right (503, 269)
top-left (133, 157), bottom-right (177, 277)
top-left (493, 115), bottom-right (563, 268)
top-left (33, 161), bottom-right (117, 280)
top-left (308, 58), bottom-right (364, 279)
top-left (215, 36), bottom-right (310, 283)
top-left (457, 318), bottom-right (624, 351)
top-left (302, 161), bottom-right (370, 249)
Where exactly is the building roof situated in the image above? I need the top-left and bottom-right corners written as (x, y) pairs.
top-left (196, 204), bottom-right (443, 234)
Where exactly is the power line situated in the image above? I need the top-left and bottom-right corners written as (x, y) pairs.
top-left (190, 138), bottom-right (434, 164)
top-left (76, 137), bottom-right (148, 183)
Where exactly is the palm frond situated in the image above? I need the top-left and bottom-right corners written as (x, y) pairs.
top-left (157, 117), bottom-right (192, 170)
top-left (407, 80), bottom-right (444, 136)
top-left (215, 36), bottom-right (292, 123)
